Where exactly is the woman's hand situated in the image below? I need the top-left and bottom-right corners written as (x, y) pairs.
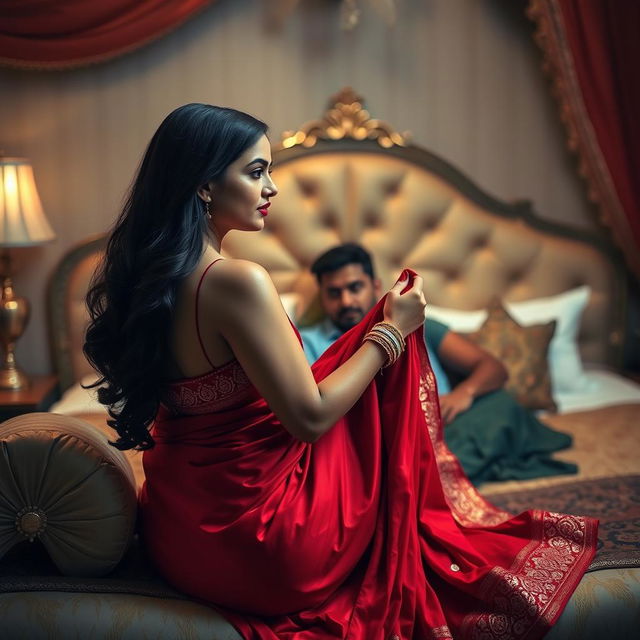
top-left (382, 274), bottom-right (426, 338)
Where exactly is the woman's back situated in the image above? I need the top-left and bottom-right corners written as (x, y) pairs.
top-left (166, 252), bottom-right (235, 381)
top-left (163, 253), bottom-right (262, 415)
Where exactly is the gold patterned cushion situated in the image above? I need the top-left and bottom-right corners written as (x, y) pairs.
top-left (465, 299), bottom-right (557, 411)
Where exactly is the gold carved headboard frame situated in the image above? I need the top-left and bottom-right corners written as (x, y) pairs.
top-left (49, 89), bottom-right (627, 391)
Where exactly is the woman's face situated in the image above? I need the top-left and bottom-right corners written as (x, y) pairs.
top-left (208, 134), bottom-right (277, 236)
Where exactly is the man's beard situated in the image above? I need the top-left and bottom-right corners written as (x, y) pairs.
top-left (334, 307), bottom-right (365, 332)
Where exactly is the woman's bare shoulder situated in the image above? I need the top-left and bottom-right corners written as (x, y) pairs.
top-left (201, 258), bottom-right (274, 302)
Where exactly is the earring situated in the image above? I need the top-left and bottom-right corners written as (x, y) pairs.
top-left (205, 198), bottom-right (212, 220)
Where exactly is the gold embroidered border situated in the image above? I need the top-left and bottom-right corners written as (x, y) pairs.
top-left (417, 346), bottom-right (511, 528)
top-left (430, 625), bottom-right (453, 638)
top-left (460, 510), bottom-right (597, 639)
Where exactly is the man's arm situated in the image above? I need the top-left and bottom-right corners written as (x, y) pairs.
top-left (437, 331), bottom-right (508, 425)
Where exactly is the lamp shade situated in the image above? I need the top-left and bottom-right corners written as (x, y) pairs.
top-left (0, 157), bottom-right (56, 247)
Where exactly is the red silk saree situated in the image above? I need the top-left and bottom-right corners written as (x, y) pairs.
top-left (140, 271), bottom-right (597, 639)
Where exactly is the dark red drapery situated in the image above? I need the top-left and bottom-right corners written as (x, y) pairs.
top-left (528, 0), bottom-right (640, 280)
top-left (0, 0), bottom-right (216, 69)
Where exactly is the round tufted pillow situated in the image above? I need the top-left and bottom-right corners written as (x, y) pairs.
top-left (0, 412), bottom-right (137, 577)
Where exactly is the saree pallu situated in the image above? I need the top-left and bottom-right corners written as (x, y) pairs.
top-left (139, 272), bottom-right (597, 639)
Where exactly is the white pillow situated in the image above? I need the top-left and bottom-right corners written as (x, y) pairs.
top-left (505, 285), bottom-right (596, 394)
top-left (426, 305), bottom-right (487, 332)
top-left (427, 286), bottom-right (596, 395)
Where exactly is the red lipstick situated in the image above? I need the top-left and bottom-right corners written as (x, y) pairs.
top-left (258, 202), bottom-right (271, 216)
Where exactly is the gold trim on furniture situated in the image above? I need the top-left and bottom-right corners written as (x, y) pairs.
top-left (280, 87), bottom-right (409, 150)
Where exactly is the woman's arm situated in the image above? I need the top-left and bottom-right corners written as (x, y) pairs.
top-left (205, 260), bottom-right (425, 442)
top-left (436, 331), bottom-right (508, 424)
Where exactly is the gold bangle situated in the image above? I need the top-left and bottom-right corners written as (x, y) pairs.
top-left (376, 322), bottom-right (404, 346)
top-left (369, 329), bottom-right (402, 362)
top-left (372, 326), bottom-right (404, 355)
top-left (364, 327), bottom-right (403, 367)
top-left (369, 322), bottom-right (405, 358)
top-left (364, 333), bottom-right (394, 364)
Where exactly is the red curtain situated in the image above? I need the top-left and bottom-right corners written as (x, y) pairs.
top-left (0, 0), bottom-right (216, 69)
top-left (528, 0), bottom-right (640, 280)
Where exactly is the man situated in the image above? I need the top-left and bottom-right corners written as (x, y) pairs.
top-left (300, 244), bottom-right (576, 485)
top-left (299, 243), bottom-right (507, 424)
top-left (299, 243), bottom-right (381, 362)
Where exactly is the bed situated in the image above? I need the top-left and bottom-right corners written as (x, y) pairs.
top-left (2, 88), bottom-right (639, 637)
top-left (48, 87), bottom-right (640, 490)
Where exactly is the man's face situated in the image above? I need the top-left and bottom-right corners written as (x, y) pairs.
top-left (318, 264), bottom-right (381, 332)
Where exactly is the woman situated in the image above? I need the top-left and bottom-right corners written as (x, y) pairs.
top-left (85, 103), bottom-right (597, 639)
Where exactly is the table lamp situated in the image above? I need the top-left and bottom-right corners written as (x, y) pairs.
top-left (0, 157), bottom-right (56, 390)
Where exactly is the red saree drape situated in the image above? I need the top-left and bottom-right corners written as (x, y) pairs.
top-left (0, 0), bottom-right (216, 69)
top-left (528, 0), bottom-right (640, 280)
top-left (140, 270), bottom-right (597, 639)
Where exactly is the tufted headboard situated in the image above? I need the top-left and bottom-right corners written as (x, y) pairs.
top-left (49, 89), bottom-right (626, 392)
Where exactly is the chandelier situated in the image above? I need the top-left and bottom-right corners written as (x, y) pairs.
top-left (267, 0), bottom-right (398, 31)
top-left (340, 0), bottom-right (398, 30)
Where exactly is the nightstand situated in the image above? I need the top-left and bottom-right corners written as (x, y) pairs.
top-left (0, 375), bottom-right (59, 422)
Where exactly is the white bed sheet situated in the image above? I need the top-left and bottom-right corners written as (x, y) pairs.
top-left (51, 369), bottom-right (640, 417)
top-left (553, 368), bottom-right (640, 413)
top-left (50, 376), bottom-right (107, 416)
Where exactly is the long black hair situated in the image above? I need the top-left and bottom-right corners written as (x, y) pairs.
top-left (84, 103), bottom-right (268, 450)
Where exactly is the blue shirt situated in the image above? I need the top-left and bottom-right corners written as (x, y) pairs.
top-left (298, 317), bottom-right (452, 394)
top-left (424, 318), bottom-right (451, 394)
top-left (299, 318), bottom-right (343, 365)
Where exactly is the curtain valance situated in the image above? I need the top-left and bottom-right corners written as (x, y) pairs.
top-left (0, 0), bottom-right (216, 69)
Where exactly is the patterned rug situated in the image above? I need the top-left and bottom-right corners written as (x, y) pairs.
top-left (489, 474), bottom-right (640, 571)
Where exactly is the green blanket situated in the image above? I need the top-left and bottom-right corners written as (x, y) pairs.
top-left (444, 390), bottom-right (577, 486)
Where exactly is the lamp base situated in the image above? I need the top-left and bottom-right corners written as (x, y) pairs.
top-left (0, 365), bottom-right (30, 390)
top-left (0, 254), bottom-right (31, 391)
